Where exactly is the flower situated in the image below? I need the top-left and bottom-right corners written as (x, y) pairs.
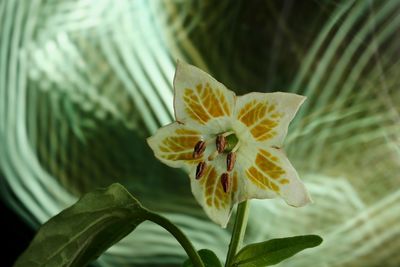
top-left (147, 61), bottom-right (311, 227)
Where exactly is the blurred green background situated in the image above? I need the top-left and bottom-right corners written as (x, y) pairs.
top-left (1, 0), bottom-right (400, 266)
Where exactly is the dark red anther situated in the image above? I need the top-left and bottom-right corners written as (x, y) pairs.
top-left (226, 152), bottom-right (236, 172)
top-left (216, 135), bottom-right (226, 153)
top-left (196, 161), bottom-right (207, 180)
top-left (193, 140), bottom-right (206, 159)
top-left (221, 172), bottom-right (229, 193)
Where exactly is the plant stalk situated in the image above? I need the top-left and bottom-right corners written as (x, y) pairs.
top-left (145, 211), bottom-right (205, 267)
top-left (225, 200), bottom-right (250, 267)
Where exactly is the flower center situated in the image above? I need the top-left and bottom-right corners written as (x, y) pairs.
top-left (193, 131), bottom-right (240, 193)
top-left (210, 131), bottom-right (239, 160)
top-left (224, 133), bottom-right (239, 153)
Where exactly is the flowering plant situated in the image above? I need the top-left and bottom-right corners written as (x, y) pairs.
top-left (14, 62), bottom-right (322, 267)
top-left (148, 61), bottom-right (310, 227)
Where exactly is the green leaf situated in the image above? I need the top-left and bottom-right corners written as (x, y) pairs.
top-left (231, 235), bottom-right (323, 267)
top-left (183, 249), bottom-right (222, 267)
top-left (14, 183), bottom-right (148, 267)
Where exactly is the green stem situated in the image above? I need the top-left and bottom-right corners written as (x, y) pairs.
top-left (225, 201), bottom-right (250, 267)
top-left (145, 211), bottom-right (205, 267)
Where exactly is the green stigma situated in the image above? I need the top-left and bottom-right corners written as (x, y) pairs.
top-left (224, 133), bottom-right (239, 152)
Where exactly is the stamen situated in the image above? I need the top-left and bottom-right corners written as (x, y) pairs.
top-left (226, 152), bottom-right (236, 172)
top-left (216, 135), bottom-right (226, 153)
top-left (221, 172), bottom-right (230, 193)
top-left (196, 161), bottom-right (207, 180)
top-left (193, 140), bottom-right (206, 159)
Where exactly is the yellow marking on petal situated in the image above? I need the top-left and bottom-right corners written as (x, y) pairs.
top-left (268, 105), bottom-right (276, 112)
top-left (159, 128), bottom-right (201, 164)
top-left (160, 135), bottom-right (198, 152)
top-left (232, 171), bottom-right (238, 193)
top-left (237, 100), bottom-right (281, 141)
top-left (271, 183), bottom-right (279, 192)
top-left (183, 83), bottom-right (231, 125)
top-left (246, 167), bottom-right (273, 190)
top-left (246, 149), bottom-right (285, 192)
top-left (251, 119), bottom-right (278, 141)
top-left (202, 165), bottom-right (230, 209)
top-left (256, 149), bottom-right (285, 179)
top-left (259, 149), bottom-right (278, 161)
top-left (238, 101), bottom-right (266, 126)
top-left (165, 152), bottom-right (197, 161)
top-left (271, 113), bottom-right (280, 119)
top-left (280, 179), bottom-right (289, 185)
top-left (175, 128), bottom-right (199, 135)
top-left (206, 186), bottom-right (213, 195)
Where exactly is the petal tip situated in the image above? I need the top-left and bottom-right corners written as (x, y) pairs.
top-left (173, 60), bottom-right (191, 85)
top-left (203, 206), bottom-right (233, 228)
top-left (216, 213), bottom-right (232, 228)
top-left (285, 92), bottom-right (307, 106)
top-left (286, 189), bottom-right (312, 207)
top-left (274, 91), bottom-right (307, 107)
top-left (146, 135), bottom-right (156, 150)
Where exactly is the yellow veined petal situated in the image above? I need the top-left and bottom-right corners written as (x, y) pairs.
top-left (235, 143), bottom-right (311, 207)
top-left (190, 155), bottom-right (241, 227)
top-left (147, 122), bottom-right (204, 169)
top-left (173, 61), bottom-right (236, 127)
top-left (234, 92), bottom-right (305, 146)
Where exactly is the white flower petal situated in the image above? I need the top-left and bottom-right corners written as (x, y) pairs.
top-left (189, 155), bottom-right (241, 227)
top-left (235, 142), bottom-right (311, 207)
top-left (173, 61), bottom-right (236, 130)
top-left (147, 122), bottom-right (204, 170)
top-left (234, 92), bottom-right (306, 147)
